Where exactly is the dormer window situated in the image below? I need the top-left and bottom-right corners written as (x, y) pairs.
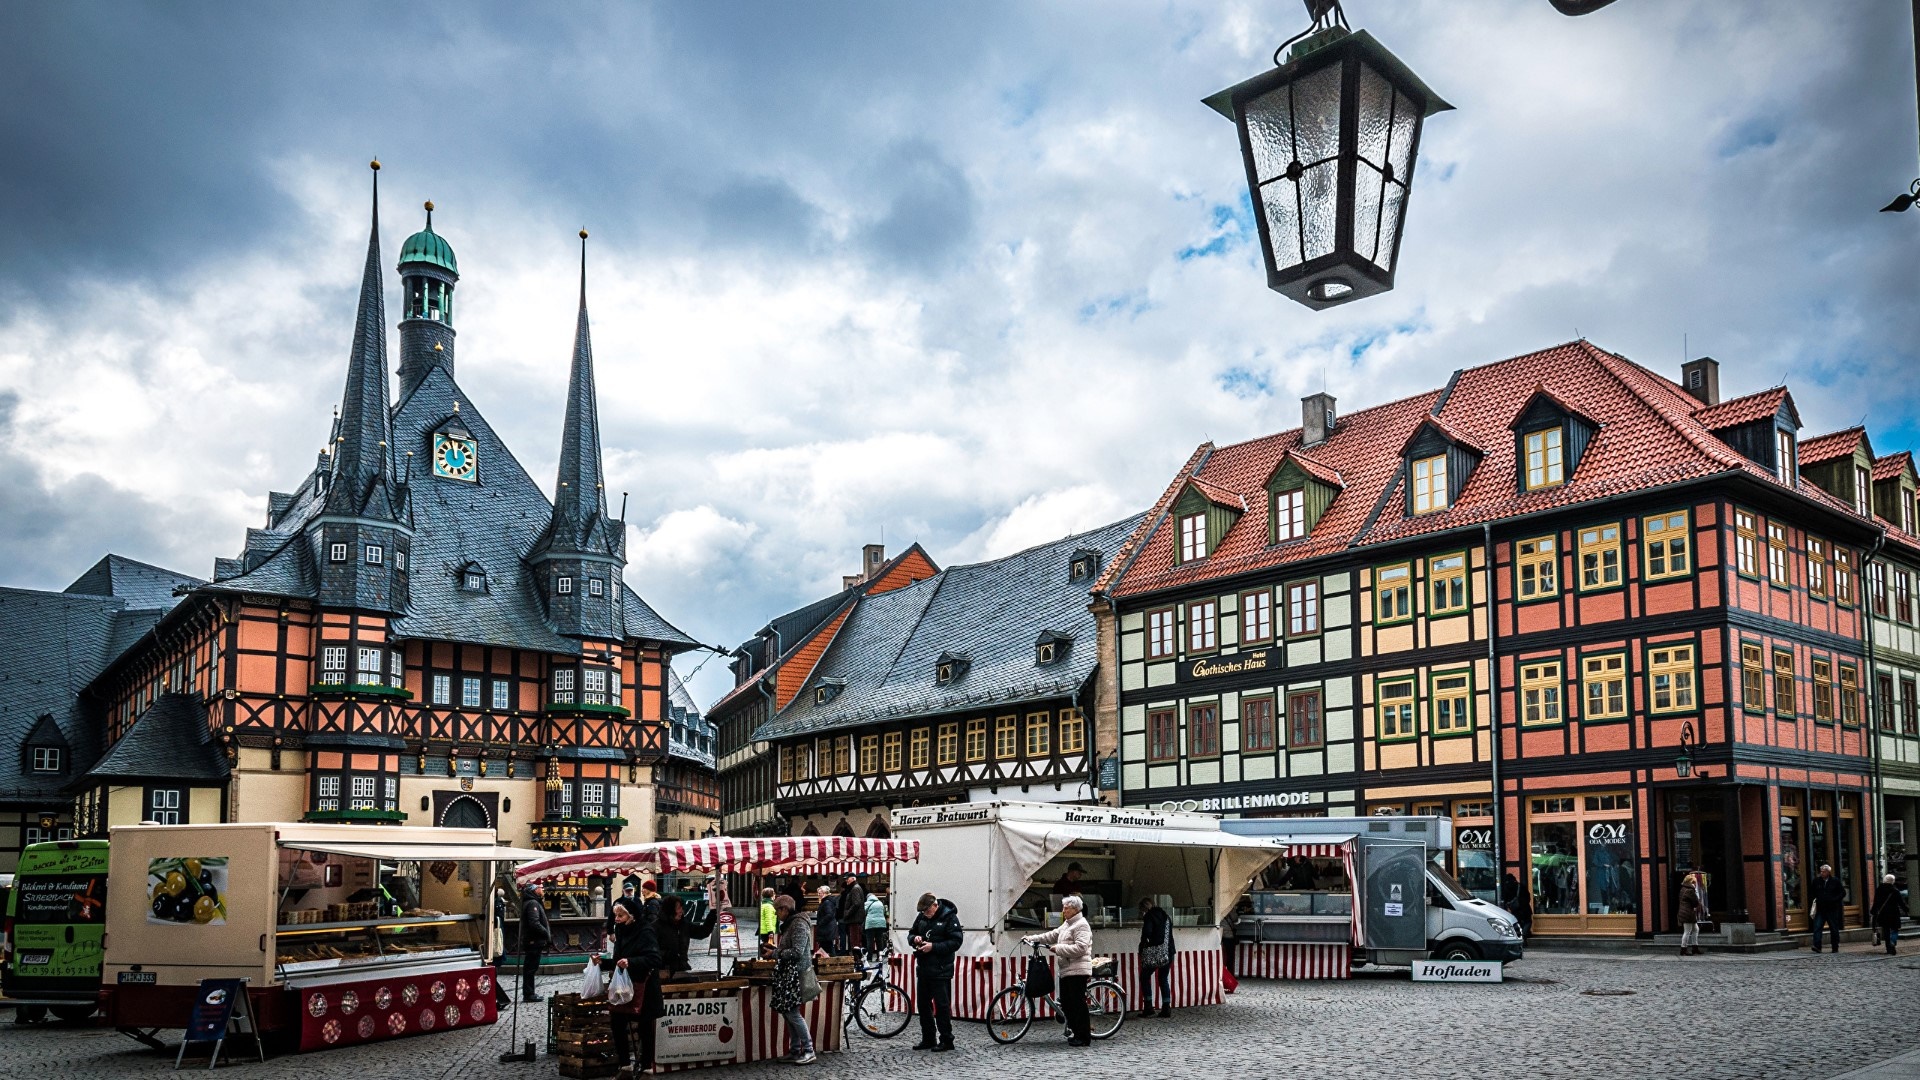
top-left (1856, 465), bottom-right (1873, 515)
top-left (813, 678), bottom-right (845, 706)
top-left (459, 563), bottom-right (489, 592)
top-left (1777, 429), bottom-right (1796, 483)
top-left (1068, 549), bottom-right (1101, 582)
top-left (1411, 454), bottom-right (1449, 513)
top-left (1035, 631), bottom-right (1072, 666)
top-left (31, 747), bottom-right (62, 773)
top-left (1179, 512), bottom-right (1207, 562)
top-left (1524, 428), bottom-right (1564, 490)
top-left (935, 652), bottom-right (971, 685)
top-left (1265, 452), bottom-right (1341, 545)
top-left (1274, 488), bottom-right (1306, 540)
top-left (1036, 643), bottom-right (1056, 664)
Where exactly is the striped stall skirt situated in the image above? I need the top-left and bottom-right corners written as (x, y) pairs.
top-left (890, 949), bottom-right (1224, 1020)
top-left (1232, 942), bottom-right (1352, 980)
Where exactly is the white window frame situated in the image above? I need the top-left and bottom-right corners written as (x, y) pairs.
top-left (589, 578), bottom-right (604, 597)
top-left (557, 576), bottom-right (574, 595)
top-left (492, 680), bottom-right (511, 711)
top-left (1274, 488), bottom-right (1306, 542)
top-left (364, 544), bottom-right (383, 565)
top-left (31, 746), bottom-right (61, 772)
top-left (1179, 513), bottom-right (1207, 562)
top-left (432, 674), bottom-right (451, 705)
top-left (329, 543), bottom-right (348, 562)
top-left (461, 677), bottom-right (482, 708)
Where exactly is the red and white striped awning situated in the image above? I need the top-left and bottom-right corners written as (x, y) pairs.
top-left (513, 835), bottom-right (922, 884)
top-left (1286, 842), bottom-right (1350, 859)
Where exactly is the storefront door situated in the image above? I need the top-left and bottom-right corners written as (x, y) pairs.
top-left (1526, 793), bottom-right (1638, 936)
top-left (1667, 792), bottom-right (1728, 928)
top-left (1780, 792), bottom-right (1807, 930)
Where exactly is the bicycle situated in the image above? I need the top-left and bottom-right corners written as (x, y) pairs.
top-left (986, 945), bottom-right (1127, 1043)
top-left (841, 944), bottom-right (914, 1039)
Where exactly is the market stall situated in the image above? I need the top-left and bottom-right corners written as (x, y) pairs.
top-left (515, 835), bottom-right (922, 1072)
top-left (101, 822), bottom-right (544, 1052)
top-left (885, 801), bottom-right (1287, 1018)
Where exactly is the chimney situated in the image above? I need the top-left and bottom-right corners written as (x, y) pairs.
top-left (842, 574), bottom-right (863, 591)
top-left (1680, 357), bottom-right (1720, 406)
top-left (1302, 392), bottom-right (1337, 447)
top-left (864, 544), bottom-right (886, 575)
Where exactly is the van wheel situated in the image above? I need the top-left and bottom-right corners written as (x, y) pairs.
top-left (51, 1004), bottom-right (98, 1023)
top-left (1435, 941), bottom-right (1480, 962)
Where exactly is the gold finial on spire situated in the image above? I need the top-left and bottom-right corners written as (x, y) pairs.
top-left (370, 159), bottom-right (381, 171)
top-left (425, 200), bottom-right (435, 212)
top-left (434, 341), bottom-right (444, 352)
top-left (579, 228), bottom-right (589, 240)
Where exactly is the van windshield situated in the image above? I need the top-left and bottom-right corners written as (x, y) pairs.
top-left (1426, 864), bottom-right (1474, 902)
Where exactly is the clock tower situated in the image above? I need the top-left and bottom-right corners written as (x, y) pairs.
top-left (397, 201), bottom-right (459, 399)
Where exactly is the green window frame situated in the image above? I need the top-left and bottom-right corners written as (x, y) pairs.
top-left (1428, 552), bottom-right (1468, 616)
top-left (1642, 511), bottom-right (1691, 581)
top-left (1375, 563), bottom-right (1413, 625)
top-left (1430, 669), bottom-right (1474, 737)
top-left (1376, 678), bottom-right (1418, 741)
top-left (1578, 523), bottom-right (1622, 591)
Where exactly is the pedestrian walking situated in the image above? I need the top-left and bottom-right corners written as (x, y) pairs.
top-left (841, 874), bottom-right (867, 955)
top-left (1871, 874), bottom-right (1908, 956)
top-left (607, 897), bottom-right (665, 1078)
top-left (768, 894), bottom-right (820, 1065)
top-left (1501, 871), bottom-right (1534, 938)
top-left (1677, 870), bottom-right (1708, 956)
top-left (1023, 894), bottom-right (1094, 1047)
top-left (908, 891), bottom-right (962, 1052)
top-left (1136, 895), bottom-right (1174, 1018)
top-left (1810, 864), bottom-right (1846, 952)
top-left (657, 894), bottom-right (718, 974)
top-left (862, 890), bottom-right (889, 962)
top-left (758, 887), bottom-right (778, 955)
top-left (813, 885), bottom-right (841, 958)
top-left (520, 881), bottom-right (552, 1002)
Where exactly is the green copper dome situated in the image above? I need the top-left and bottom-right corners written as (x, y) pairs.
top-left (398, 204), bottom-right (458, 276)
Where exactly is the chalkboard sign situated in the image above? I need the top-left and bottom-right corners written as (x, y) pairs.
top-left (1096, 756), bottom-right (1120, 791)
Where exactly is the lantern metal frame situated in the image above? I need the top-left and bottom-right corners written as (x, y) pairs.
top-left (1206, 20), bottom-right (1451, 309)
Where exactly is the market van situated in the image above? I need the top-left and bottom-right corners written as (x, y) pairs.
top-left (2, 839), bottom-right (109, 1020)
top-left (1221, 816), bottom-right (1523, 968)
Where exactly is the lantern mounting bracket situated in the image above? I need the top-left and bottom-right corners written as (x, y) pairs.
top-left (1275, 0), bottom-right (1350, 67)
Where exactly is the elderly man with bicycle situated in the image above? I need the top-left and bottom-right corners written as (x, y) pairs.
top-left (1022, 894), bottom-right (1095, 1047)
top-left (908, 891), bottom-right (963, 1051)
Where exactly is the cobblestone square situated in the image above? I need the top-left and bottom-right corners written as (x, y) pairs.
top-left (7, 945), bottom-right (1919, 1080)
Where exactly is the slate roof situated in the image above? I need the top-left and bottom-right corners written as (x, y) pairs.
top-left (752, 515), bottom-right (1144, 741)
top-left (83, 692), bottom-right (229, 783)
top-left (666, 667), bottom-right (716, 769)
top-left (1108, 340), bottom-right (1880, 600)
top-left (1, 555), bottom-right (196, 809)
top-left (206, 355), bottom-right (694, 655)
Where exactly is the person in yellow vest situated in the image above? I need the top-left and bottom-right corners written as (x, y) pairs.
top-left (758, 887), bottom-right (778, 955)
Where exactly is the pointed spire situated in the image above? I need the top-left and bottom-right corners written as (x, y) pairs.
top-left (547, 228), bottom-right (611, 549)
top-left (325, 159), bottom-right (403, 520)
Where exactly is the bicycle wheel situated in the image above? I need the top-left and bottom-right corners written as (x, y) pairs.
top-left (854, 979), bottom-right (914, 1039)
top-left (986, 986), bottom-right (1033, 1044)
top-left (1085, 979), bottom-right (1127, 1040)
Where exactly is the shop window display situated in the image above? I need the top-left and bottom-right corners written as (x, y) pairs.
top-left (1527, 793), bottom-right (1636, 929)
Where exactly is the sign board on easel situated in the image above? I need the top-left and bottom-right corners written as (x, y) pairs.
top-left (175, 978), bottom-right (264, 1069)
top-left (1411, 959), bottom-right (1503, 983)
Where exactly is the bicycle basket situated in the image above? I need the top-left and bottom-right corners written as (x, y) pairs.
top-left (1091, 956), bottom-right (1116, 978)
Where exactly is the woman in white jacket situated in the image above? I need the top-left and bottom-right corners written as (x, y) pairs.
top-left (1022, 895), bottom-right (1094, 1046)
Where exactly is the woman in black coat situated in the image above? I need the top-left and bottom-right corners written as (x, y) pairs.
top-left (1136, 896), bottom-right (1175, 1019)
top-left (607, 897), bottom-right (666, 1076)
top-left (1871, 874), bottom-right (1909, 956)
top-left (656, 895), bottom-right (718, 974)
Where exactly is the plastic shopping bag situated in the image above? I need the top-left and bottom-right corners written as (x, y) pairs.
top-left (607, 965), bottom-right (635, 1006)
top-left (580, 959), bottom-right (606, 1000)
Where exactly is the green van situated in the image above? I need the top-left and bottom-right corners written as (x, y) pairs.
top-left (2, 840), bottom-right (108, 1021)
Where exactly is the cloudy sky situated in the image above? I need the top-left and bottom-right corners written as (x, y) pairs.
top-left (2, 1), bottom-right (1916, 708)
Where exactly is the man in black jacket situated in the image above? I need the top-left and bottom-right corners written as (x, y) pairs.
top-left (1810, 864), bottom-right (1847, 953)
top-left (521, 882), bottom-right (553, 1002)
top-left (908, 892), bottom-right (962, 1052)
top-left (841, 874), bottom-right (866, 956)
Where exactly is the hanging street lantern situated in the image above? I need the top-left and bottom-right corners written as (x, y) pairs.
top-left (1204, 2), bottom-right (1451, 309)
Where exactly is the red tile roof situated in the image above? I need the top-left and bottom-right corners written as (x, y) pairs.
top-left (1799, 427), bottom-right (1867, 467)
top-left (1874, 452), bottom-right (1915, 483)
top-left (1186, 476), bottom-right (1247, 512)
top-left (1693, 386), bottom-right (1792, 430)
top-left (1108, 340), bottom-right (1873, 600)
top-left (1280, 450), bottom-right (1345, 490)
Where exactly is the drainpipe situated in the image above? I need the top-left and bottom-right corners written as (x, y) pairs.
top-left (1864, 535), bottom-right (1888, 876)
top-left (1483, 521), bottom-right (1503, 897)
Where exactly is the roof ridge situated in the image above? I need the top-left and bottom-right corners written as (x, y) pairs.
top-left (1094, 442), bottom-right (1211, 594)
top-left (1577, 343), bottom-right (1747, 472)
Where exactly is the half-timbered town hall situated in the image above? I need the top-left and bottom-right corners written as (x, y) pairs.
top-left (0, 163), bottom-right (699, 867)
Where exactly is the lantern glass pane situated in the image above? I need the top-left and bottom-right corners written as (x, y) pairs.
top-left (1387, 88), bottom-right (1420, 181)
top-left (1260, 177), bottom-right (1304, 268)
top-left (1378, 178), bottom-right (1406, 268)
top-left (1356, 66), bottom-right (1393, 168)
top-left (1245, 86), bottom-right (1297, 185)
top-left (1292, 64), bottom-right (1343, 167)
top-left (1301, 161), bottom-right (1340, 261)
top-left (1353, 161), bottom-right (1384, 266)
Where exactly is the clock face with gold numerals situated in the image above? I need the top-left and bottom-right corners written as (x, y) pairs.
top-left (433, 433), bottom-right (477, 481)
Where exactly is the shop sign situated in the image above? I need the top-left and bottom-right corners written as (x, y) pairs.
top-left (1161, 791), bottom-right (1320, 813)
top-left (1096, 757), bottom-right (1120, 791)
top-left (894, 802), bottom-right (1190, 830)
top-left (1412, 960), bottom-right (1503, 983)
top-left (1458, 827), bottom-right (1493, 850)
top-left (1177, 649), bottom-right (1274, 686)
top-left (654, 996), bottom-right (740, 1065)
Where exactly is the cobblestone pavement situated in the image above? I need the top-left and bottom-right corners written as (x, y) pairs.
top-left (7, 943), bottom-right (1919, 1080)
